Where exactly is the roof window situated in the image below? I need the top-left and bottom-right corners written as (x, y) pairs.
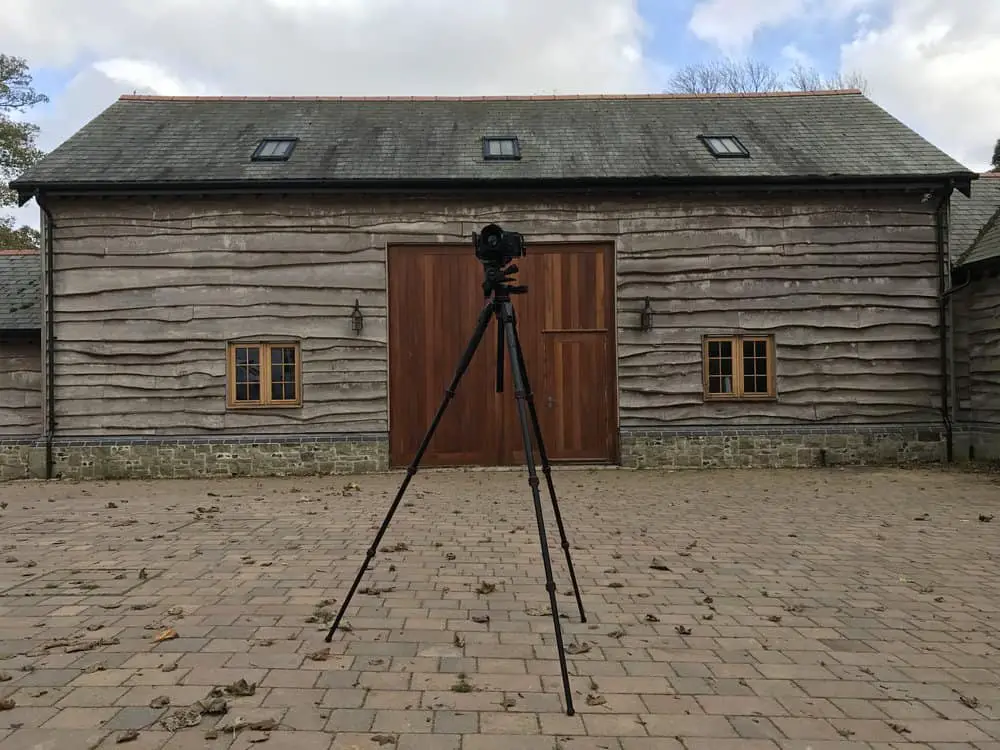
top-left (699, 135), bottom-right (750, 158)
top-left (483, 136), bottom-right (521, 160)
top-left (252, 138), bottom-right (298, 161)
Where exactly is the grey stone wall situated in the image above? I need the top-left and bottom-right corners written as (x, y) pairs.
top-left (954, 424), bottom-right (1000, 463)
top-left (619, 425), bottom-right (948, 469)
top-left (0, 440), bottom-right (44, 480)
top-left (2, 434), bottom-right (388, 480)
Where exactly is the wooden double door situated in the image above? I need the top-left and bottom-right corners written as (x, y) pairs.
top-left (387, 242), bottom-right (617, 468)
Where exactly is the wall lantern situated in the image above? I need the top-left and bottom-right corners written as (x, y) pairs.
top-left (639, 297), bottom-right (653, 332)
top-left (350, 299), bottom-right (364, 334)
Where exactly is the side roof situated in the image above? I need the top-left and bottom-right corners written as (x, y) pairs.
top-left (961, 204), bottom-right (1000, 268)
top-left (950, 172), bottom-right (1000, 265)
top-left (11, 90), bottom-right (974, 201)
top-left (0, 250), bottom-right (41, 332)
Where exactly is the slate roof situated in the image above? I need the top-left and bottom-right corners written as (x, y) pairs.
top-left (11, 91), bottom-right (974, 200)
top-left (950, 173), bottom-right (1000, 264)
top-left (0, 251), bottom-right (41, 331)
top-left (961, 204), bottom-right (1000, 267)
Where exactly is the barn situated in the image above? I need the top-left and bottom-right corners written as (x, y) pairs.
top-left (2, 90), bottom-right (984, 480)
top-left (950, 173), bottom-right (1000, 461)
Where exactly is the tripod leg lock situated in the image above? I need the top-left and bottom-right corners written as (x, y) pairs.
top-left (528, 476), bottom-right (540, 489)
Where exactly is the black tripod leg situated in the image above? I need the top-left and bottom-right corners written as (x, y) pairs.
top-left (325, 300), bottom-right (496, 643)
top-left (498, 300), bottom-right (575, 717)
top-left (509, 321), bottom-right (587, 623)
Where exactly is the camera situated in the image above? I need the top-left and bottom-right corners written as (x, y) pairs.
top-left (473, 223), bottom-right (526, 266)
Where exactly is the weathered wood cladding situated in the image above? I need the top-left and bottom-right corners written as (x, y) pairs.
top-left (0, 338), bottom-right (42, 435)
top-left (44, 190), bottom-right (942, 437)
top-left (954, 276), bottom-right (1000, 426)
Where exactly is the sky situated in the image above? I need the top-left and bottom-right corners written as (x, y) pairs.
top-left (3, 0), bottom-right (999, 230)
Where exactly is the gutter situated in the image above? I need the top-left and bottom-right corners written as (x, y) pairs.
top-left (35, 192), bottom-right (56, 480)
top-left (12, 172), bottom-right (976, 206)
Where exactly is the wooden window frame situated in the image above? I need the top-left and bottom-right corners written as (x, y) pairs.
top-left (226, 341), bottom-right (302, 409)
top-left (702, 334), bottom-right (776, 401)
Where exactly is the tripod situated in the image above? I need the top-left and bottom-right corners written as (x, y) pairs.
top-left (324, 255), bottom-right (587, 716)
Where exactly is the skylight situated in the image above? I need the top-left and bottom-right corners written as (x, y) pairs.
top-left (700, 135), bottom-right (750, 158)
top-left (483, 136), bottom-right (521, 160)
top-left (252, 138), bottom-right (298, 162)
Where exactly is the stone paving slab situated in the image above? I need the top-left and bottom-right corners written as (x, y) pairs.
top-left (0, 465), bottom-right (998, 749)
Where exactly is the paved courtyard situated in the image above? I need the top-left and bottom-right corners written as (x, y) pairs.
top-left (0, 465), bottom-right (998, 749)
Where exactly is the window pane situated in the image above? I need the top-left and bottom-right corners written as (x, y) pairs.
top-left (709, 375), bottom-right (733, 394)
top-left (235, 382), bottom-right (248, 401)
top-left (236, 347), bottom-right (248, 364)
top-left (756, 375), bottom-right (768, 393)
top-left (245, 347), bottom-right (260, 365)
top-left (501, 139), bottom-right (515, 155)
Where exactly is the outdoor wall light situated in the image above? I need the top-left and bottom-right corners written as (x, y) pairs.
top-left (351, 299), bottom-right (364, 334)
top-left (639, 297), bottom-right (653, 332)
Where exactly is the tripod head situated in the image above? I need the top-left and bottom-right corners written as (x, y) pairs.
top-left (472, 223), bottom-right (528, 299)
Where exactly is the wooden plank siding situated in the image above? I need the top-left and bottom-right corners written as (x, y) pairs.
top-left (0, 338), bottom-right (42, 435)
top-left (43, 190), bottom-right (943, 439)
top-left (954, 276), bottom-right (1000, 426)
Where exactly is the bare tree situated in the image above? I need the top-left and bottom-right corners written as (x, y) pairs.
top-left (667, 57), bottom-right (870, 96)
top-left (786, 61), bottom-right (870, 94)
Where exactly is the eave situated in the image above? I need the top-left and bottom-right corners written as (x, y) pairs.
top-left (12, 171), bottom-right (976, 206)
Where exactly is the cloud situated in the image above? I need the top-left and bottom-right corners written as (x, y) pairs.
top-left (687, 0), bottom-right (876, 54)
top-left (840, 0), bottom-right (1000, 171)
top-left (2, 0), bottom-right (657, 228)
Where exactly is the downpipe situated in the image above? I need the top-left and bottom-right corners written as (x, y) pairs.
top-left (36, 192), bottom-right (56, 479)
top-left (934, 184), bottom-right (954, 463)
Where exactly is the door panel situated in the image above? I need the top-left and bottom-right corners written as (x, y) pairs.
top-left (387, 245), bottom-right (500, 467)
top-left (498, 244), bottom-right (616, 465)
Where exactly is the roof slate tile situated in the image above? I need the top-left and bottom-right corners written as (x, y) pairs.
top-left (12, 92), bottom-right (973, 194)
top-left (0, 251), bottom-right (41, 331)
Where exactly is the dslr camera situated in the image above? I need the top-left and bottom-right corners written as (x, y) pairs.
top-left (473, 223), bottom-right (526, 267)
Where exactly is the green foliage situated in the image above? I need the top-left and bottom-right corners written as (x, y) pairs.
top-left (991, 138), bottom-right (1000, 171)
top-left (1, 53), bottom-right (48, 248)
top-left (0, 214), bottom-right (40, 248)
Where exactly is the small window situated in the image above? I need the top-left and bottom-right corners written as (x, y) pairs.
top-left (699, 135), bottom-right (750, 158)
top-left (227, 342), bottom-right (302, 408)
top-left (483, 136), bottom-right (521, 160)
top-left (703, 334), bottom-right (775, 400)
top-left (252, 138), bottom-right (298, 161)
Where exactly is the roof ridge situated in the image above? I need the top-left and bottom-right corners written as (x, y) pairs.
top-left (0, 249), bottom-right (40, 255)
top-left (117, 89), bottom-right (864, 103)
top-left (978, 170), bottom-right (1000, 178)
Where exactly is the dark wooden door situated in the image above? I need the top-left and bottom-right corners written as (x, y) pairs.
top-left (388, 242), bottom-right (616, 468)
top-left (497, 244), bottom-right (617, 464)
top-left (387, 245), bottom-right (501, 467)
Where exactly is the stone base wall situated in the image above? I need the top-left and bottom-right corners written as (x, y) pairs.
top-left (619, 424), bottom-right (948, 469)
top-left (1, 424), bottom-right (976, 480)
top-left (1, 433), bottom-right (389, 480)
top-left (0, 440), bottom-right (45, 480)
top-left (954, 423), bottom-right (1000, 463)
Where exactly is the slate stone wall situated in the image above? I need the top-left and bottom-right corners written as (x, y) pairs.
top-left (619, 425), bottom-right (948, 469)
top-left (5, 424), bottom-right (994, 480)
top-left (0, 434), bottom-right (388, 480)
